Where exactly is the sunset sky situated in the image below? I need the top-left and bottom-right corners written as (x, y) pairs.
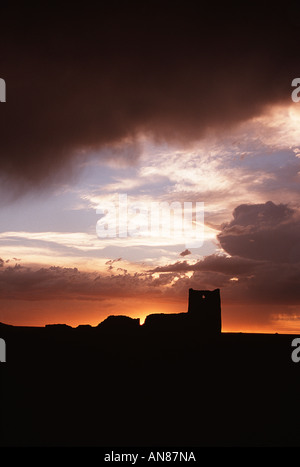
top-left (0, 3), bottom-right (300, 332)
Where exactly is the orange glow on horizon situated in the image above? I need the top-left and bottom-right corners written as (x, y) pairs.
top-left (1, 296), bottom-right (300, 335)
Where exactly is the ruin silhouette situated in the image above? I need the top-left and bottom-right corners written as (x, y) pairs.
top-left (188, 288), bottom-right (221, 332)
top-left (27, 287), bottom-right (222, 338)
top-left (143, 288), bottom-right (221, 335)
top-left (1, 287), bottom-right (300, 447)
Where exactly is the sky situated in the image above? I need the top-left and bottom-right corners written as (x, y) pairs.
top-left (0, 2), bottom-right (300, 332)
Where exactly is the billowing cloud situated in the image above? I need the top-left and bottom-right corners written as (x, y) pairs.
top-left (218, 201), bottom-right (300, 263)
top-left (0, 3), bottom-right (298, 192)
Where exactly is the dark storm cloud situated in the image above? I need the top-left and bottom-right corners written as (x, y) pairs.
top-left (0, 2), bottom-right (298, 190)
top-left (218, 201), bottom-right (300, 263)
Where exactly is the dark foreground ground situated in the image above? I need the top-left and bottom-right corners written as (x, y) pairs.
top-left (0, 322), bottom-right (299, 447)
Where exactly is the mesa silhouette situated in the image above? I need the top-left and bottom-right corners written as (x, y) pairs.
top-left (0, 287), bottom-right (299, 447)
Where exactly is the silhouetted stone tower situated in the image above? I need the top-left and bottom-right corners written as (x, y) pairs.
top-left (187, 288), bottom-right (222, 333)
